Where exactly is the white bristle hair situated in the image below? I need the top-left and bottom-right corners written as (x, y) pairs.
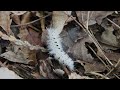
top-left (47, 28), bottom-right (74, 70)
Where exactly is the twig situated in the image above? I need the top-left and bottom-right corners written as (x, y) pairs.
top-left (105, 58), bottom-right (120, 76)
top-left (87, 45), bottom-right (110, 70)
top-left (87, 44), bottom-right (120, 79)
top-left (28, 25), bottom-right (40, 32)
top-left (10, 13), bottom-right (52, 28)
top-left (86, 11), bottom-right (90, 30)
top-left (89, 72), bottom-right (110, 79)
top-left (107, 18), bottom-right (120, 29)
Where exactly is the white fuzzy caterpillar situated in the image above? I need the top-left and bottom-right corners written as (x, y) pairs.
top-left (47, 28), bottom-right (74, 70)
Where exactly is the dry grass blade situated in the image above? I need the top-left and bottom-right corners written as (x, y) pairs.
top-left (107, 18), bottom-right (120, 29)
top-left (87, 42), bottom-right (120, 79)
top-left (89, 72), bottom-right (110, 79)
top-left (86, 11), bottom-right (90, 30)
top-left (105, 58), bottom-right (120, 76)
top-left (87, 45), bottom-right (110, 70)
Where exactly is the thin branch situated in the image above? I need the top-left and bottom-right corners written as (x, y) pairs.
top-left (105, 58), bottom-right (120, 76)
top-left (89, 72), bottom-right (110, 79)
top-left (107, 18), bottom-right (120, 29)
top-left (87, 45), bottom-right (110, 70)
top-left (86, 11), bottom-right (90, 30)
top-left (10, 13), bottom-right (52, 28)
top-left (87, 43), bottom-right (120, 79)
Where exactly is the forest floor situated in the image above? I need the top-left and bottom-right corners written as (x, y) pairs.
top-left (0, 11), bottom-right (120, 79)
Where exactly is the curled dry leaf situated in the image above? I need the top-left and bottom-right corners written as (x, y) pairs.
top-left (0, 67), bottom-right (22, 79)
top-left (11, 11), bottom-right (27, 15)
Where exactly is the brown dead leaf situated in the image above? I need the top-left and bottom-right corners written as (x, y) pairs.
top-left (0, 51), bottom-right (30, 64)
top-left (101, 26), bottom-right (118, 47)
top-left (95, 19), bottom-right (119, 48)
top-left (79, 60), bottom-right (106, 73)
top-left (26, 28), bottom-right (41, 46)
top-left (11, 14), bottom-right (21, 25)
top-left (101, 19), bottom-right (118, 46)
top-left (97, 51), bottom-right (120, 63)
top-left (12, 12), bottom-right (40, 65)
top-left (60, 26), bottom-right (87, 49)
top-left (18, 11), bottom-right (31, 40)
top-left (68, 36), bottom-right (94, 63)
top-left (76, 11), bottom-right (114, 25)
top-left (36, 11), bottom-right (45, 31)
top-left (0, 11), bottom-right (11, 34)
top-left (52, 11), bottom-right (71, 34)
top-left (39, 60), bottom-right (58, 79)
top-left (11, 45), bottom-right (37, 64)
top-left (0, 30), bottom-right (43, 51)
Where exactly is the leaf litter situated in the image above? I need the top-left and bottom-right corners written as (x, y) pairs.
top-left (1, 11), bottom-right (120, 79)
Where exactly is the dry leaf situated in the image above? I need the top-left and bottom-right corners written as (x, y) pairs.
top-left (39, 60), bottom-right (58, 79)
top-left (18, 12), bottom-right (31, 40)
top-left (35, 11), bottom-right (45, 31)
top-left (11, 14), bottom-right (21, 25)
top-left (79, 60), bottom-right (106, 73)
top-left (69, 36), bottom-right (94, 63)
top-left (0, 11), bottom-right (11, 34)
top-left (100, 19), bottom-right (119, 47)
top-left (11, 11), bottom-right (27, 15)
top-left (25, 28), bottom-right (41, 46)
top-left (60, 26), bottom-right (87, 49)
top-left (101, 26), bottom-right (118, 46)
top-left (0, 67), bottom-right (22, 79)
top-left (76, 11), bottom-right (114, 25)
top-left (0, 51), bottom-right (31, 64)
top-left (0, 31), bottom-right (43, 50)
top-left (52, 11), bottom-right (71, 34)
top-left (97, 51), bottom-right (120, 63)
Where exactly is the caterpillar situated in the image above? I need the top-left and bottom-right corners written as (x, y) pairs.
top-left (47, 27), bottom-right (74, 70)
